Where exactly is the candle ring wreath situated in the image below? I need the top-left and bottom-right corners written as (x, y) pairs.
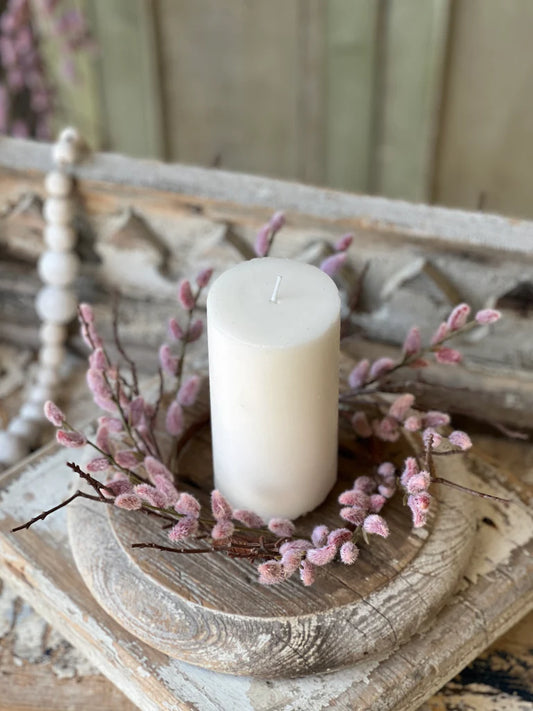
top-left (12, 213), bottom-right (509, 587)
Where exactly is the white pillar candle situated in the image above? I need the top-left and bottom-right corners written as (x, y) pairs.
top-left (207, 257), bottom-right (340, 521)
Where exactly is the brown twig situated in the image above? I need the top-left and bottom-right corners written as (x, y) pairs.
top-left (11, 491), bottom-right (113, 533)
top-left (431, 477), bottom-right (511, 504)
top-left (132, 542), bottom-right (215, 554)
top-left (112, 292), bottom-right (139, 396)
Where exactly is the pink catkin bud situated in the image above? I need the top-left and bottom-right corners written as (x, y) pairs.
top-left (268, 518), bottom-right (295, 538)
top-left (340, 541), bottom-right (359, 565)
top-left (400, 457), bottom-right (418, 489)
top-left (165, 400), bottom-right (184, 437)
top-left (187, 318), bottom-right (204, 343)
top-left (102, 478), bottom-right (132, 498)
top-left (447, 303), bottom-right (471, 331)
top-left (369, 357), bottom-right (395, 380)
top-left (423, 428), bottom-right (443, 448)
top-left (435, 347), bottom-right (462, 365)
top-left (169, 516), bottom-right (198, 542)
top-left (175, 493), bottom-right (201, 518)
top-left (153, 474), bottom-right (179, 506)
top-left (258, 560), bottom-right (285, 585)
top-left (363, 514), bottom-right (389, 538)
top-left (86, 368), bottom-right (112, 400)
top-left (134, 484), bottom-right (168, 509)
top-left (95, 425), bottom-right (110, 453)
top-left (114, 493), bottom-right (142, 510)
top-left (159, 344), bottom-right (178, 375)
top-left (335, 233), bottom-right (353, 252)
top-left (378, 483), bottom-right (396, 499)
top-left (86, 456), bottom-right (109, 473)
top-left (377, 462), bottom-right (395, 481)
top-left (354, 475), bottom-right (376, 494)
top-left (232, 509), bottom-right (265, 528)
top-left (281, 549), bottom-right (302, 576)
top-left (211, 490), bottom-right (232, 520)
top-left (89, 347), bottom-right (106, 371)
top-left (44, 400), bottom-right (65, 427)
top-left (338, 490), bottom-right (369, 509)
top-left (177, 375), bottom-right (201, 407)
top-left (475, 309), bottom-right (501, 325)
top-left (406, 471), bottom-right (430, 495)
top-left (351, 411), bottom-right (372, 438)
top-left (306, 544), bottom-right (337, 566)
top-left (320, 252), bottom-right (347, 278)
top-left (340, 507), bottom-right (366, 527)
top-left (348, 359), bottom-right (370, 389)
top-left (402, 326), bottom-right (421, 357)
top-left (373, 416), bottom-right (400, 442)
top-left (423, 411), bottom-right (450, 427)
top-left (196, 267), bottom-right (214, 288)
top-left (78, 303), bottom-right (94, 323)
top-left (128, 397), bottom-right (145, 427)
top-left (448, 430), bottom-right (472, 450)
top-left (404, 415), bottom-right (422, 432)
top-left (99, 416), bottom-right (122, 433)
top-left (311, 525), bottom-right (329, 547)
top-left (211, 519), bottom-right (234, 541)
top-left (168, 317), bottom-right (184, 341)
top-left (115, 450), bottom-right (139, 469)
top-left (431, 321), bottom-right (450, 345)
top-left (300, 559), bottom-right (316, 586)
top-left (388, 393), bottom-right (415, 421)
top-left (369, 494), bottom-right (387, 513)
top-left (279, 539), bottom-right (312, 555)
top-left (144, 456), bottom-right (173, 483)
top-left (254, 223), bottom-right (271, 257)
top-left (408, 493), bottom-right (432, 527)
top-left (269, 211), bottom-right (286, 233)
top-left (56, 429), bottom-right (86, 448)
top-left (327, 528), bottom-right (352, 547)
top-left (178, 280), bottom-right (195, 311)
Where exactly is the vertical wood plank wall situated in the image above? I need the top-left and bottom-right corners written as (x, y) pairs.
top-left (44, 0), bottom-right (533, 219)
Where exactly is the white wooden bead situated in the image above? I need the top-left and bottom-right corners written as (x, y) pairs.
top-left (8, 416), bottom-right (39, 444)
top-left (40, 322), bottom-right (67, 345)
top-left (43, 197), bottom-right (74, 225)
top-left (39, 344), bottom-right (65, 368)
top-left (0, 431), bottom-right (28, 465)
top-left (45, 170), bottom-right (73, 197)
top-left (44, 225), bottom-right (76, 251)
top-left (20, 402), bottom-right (46, 422)
top-left (38, 251), bottom-right (80, 287)
top-left (36, 286), bottom-right (77, 324)
top-left (37, 367), bottom-right (61, 387)
top-left (52, 141), bottom-right (77, 166)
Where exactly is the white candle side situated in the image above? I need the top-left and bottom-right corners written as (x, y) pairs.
top-left (207, 258), bottom-right (340, 520)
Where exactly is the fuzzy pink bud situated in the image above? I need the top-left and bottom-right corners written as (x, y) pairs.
top-left (114, 493), bottom-right (142, 510)
top-left (431, 321), bottom-right (450, 345)
top-left (369, 494), bottom-right (386, 513)
top-left (389, 393), bottom-right (415, 421)
top-left (211, 490), bottom-right (233, 521)
top-left (377, 462), bottom-right (395, 482)
top-left (86, 456), bottom-right (109, 473)
top-left (232, 509), bottom-right (265, 528)
top-left (423, 428), bottom-right (443, 448)
top-left (177, 375), bottom-right (201, 407)
top-left (86, 368), bottom-right (112, 400)
top-left (348, 359), bottom-right (370, 389)
top-left (327, 528), bottom-right (352, 547)
top-left (299, 559), bottom-right (316, 586)
top-left (423, 411), bottom-right (450, 427)
top-left (269, 211), bottom-right (286, 232)
top-left (406, 471), bottom-right (430, 495)
top-left (169, 516), bottom-right (199, 541)
top-left (134, 484), bottom-right (168, 509)
top-left (363, 514), bottom-right (389, 538)
top-left (373, 416), bottom-right (400, 442)
top-left (447, 303), bottom-right (471, 331)
top-left (404, 415), bottom-right (422, 432)
top-left (402, 326), bottom-right (421, 357)
top-left (408, 493), bottom-right (431, 527)
top-left (351, 411), bottom-right (372, 438)
top-left (306, 543), bottom-right (337, 566)
top-left (311, 525), bottom-right (329, 547)
top-left (254, 223), bottom-right (271, 257)
top-left (165, 400), bottom-right (184, 437)
top-left (78, 303), bottom-right (94, 323)
top-left (174, 493), bottom-right (201, 518)
top-left (340, 507), bottom-right (366, 526)
top-left (475, 308), bottom-right (501, 325)
top-left (56, 429), bottom-right (86, 448)
top-left (153, 475), bottom-right (179, 506)
top-left (338, 489), bottom-right (369, 509)
top-left (400, 457), bottom-right (418, 489)
top-left (159, 345), bottom-right (178, 375)
top-left (320, 252), bottom-right (347, 277)
top-left (258, 560), bottom-right (285, 585)
top-left (178, 280), bottom-right (195, 310)
top-left (335, 233), bottom-right (353, 252)
top-left (279, 549), bottom-right (301, 576)
top-left (279, 539), bottom-right (312, 555)
top-left (187, 318), bottom-right (204, 343)
top-left (168, 317), bottom-right (184, 341)
top-left (411, 491), bottom-right (431, 511)
top-left (340, 541), bottom-right (359, 565)
top-left (103, 478), bottom-right (133, 498)
top-left (196, 267), bottom-right (214, 288)
top-left (44, 400), bottom-right (65, 427)
top-left (448, 430), bottom-right (472, 450)
top-left (89, 347), bottom-right (106, 371)
top-left (98, 416), bottom-right (123, 433)
top-left (369, 357), bottom-right (395, 380)
top-left (144, 456), bottom-right (173, 483)
top-left (378, 484), bottom-right (396, 499)
top-left (354, 475), bottom-right (376, 494)
top-left (114, 450), bottom-right (138, 469)
top-left (211, 519), bottom-right (234, 541)
top-left (95, 425), bottom-right (110, 453)
top-left (268, 518), bottom-right (295, 538)
top-left (128, 397), bottom-right (145, 427)
top-left (435, 347), bottom-right (462, 365)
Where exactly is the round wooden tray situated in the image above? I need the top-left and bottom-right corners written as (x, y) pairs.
top-left (67, 420), bottom-right (476, 678)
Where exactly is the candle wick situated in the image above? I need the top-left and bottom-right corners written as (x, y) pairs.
top-left (270, 275), bottom-right (282, 303)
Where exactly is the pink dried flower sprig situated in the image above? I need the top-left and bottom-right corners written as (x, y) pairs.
top-left (254, 211), bottom-right (286, 257)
